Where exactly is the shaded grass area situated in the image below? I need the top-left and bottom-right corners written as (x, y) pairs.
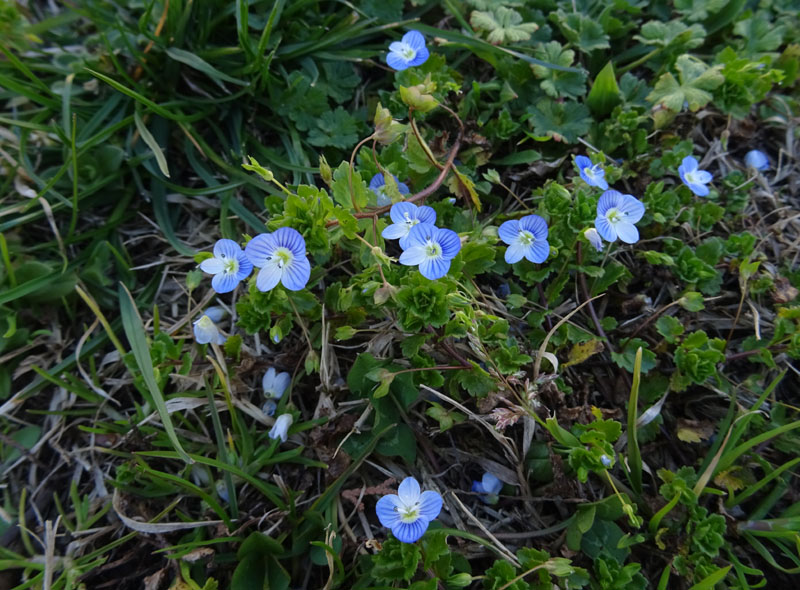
top-left (2, 0), bottom-right (800, 589)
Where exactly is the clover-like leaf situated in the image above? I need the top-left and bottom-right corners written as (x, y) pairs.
top-left (526, 99), bottom-right (591, 143)
top-left (533, 41), bottom-right (587, 99)
top-left (551, 10), bottom-right (609, 53)
top-left (674, 0), bottom-right (726, 22)
top-left (470, 7), bottom-right (539, 44)
top-left (646, 54), bottom-right (723, 112)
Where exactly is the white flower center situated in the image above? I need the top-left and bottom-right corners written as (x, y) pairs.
top-left (606, 208), bottom-right (623, 224)
top-left (684, 170), bottom-right (701, 185)
top-left (196, 316), bottom-right (214, 330)
top-left (425, 240), bottom-right (442, 259)
top-left (399, 43), bottom-right (416, 61)
top-left (517, 230), bottom-right (534, 246)
top-left (583, 166), bottom-right (597, 179)
top-left (403, 212), bottom-right (419, 230)
top-left (397, 500), bottom-right (421, 523)
top-left (270, 247), bottom-right (293, 269)
top-left (223, 257), bottom-right (239, 274)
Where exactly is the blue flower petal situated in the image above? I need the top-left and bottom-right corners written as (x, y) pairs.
top-left (403, 30), bottom-right (426, 52)
top-left (405, 223), bottom-right (436, 248)
top-left (481, 473), bottom-right (503, 495)
top-left (680, 156), bottom-right (698, 173)
top-left (519, 215), bottom-right (548, 239)
top-left (256, 264), bottom-right (282, 292)
top-left (376, 494), bottom-right (402, 528)
top-left (416, 205), bottom-right (436, 225)
top-left (419, 257), bottom-right (450, 280)
top-left (399, 246), bottom-right (427, 266)
top-left (212, 272), bottom-right (240, 293)
top-left (505, 242), bottom-right (526, 264)
top-left (200, 258), bottom-right (225, 274)
top-left (213, 238), bottom-right (241, 259)
top-left (618, 195), bottom-right (645, 223)
top-left (245, 234), bottom-right (276, 267)
top-left (387, 52), bottom-right (410, 71)
top-left (417, 490), bottom-right (443, 521)
top-left (389, 202), bottom-right (417, 224)
top-left (435, 228), bottom-right (461, 259)
top-left (382, 223), bottom-right (408, 240)
top-left (526, 240), bottom-right (550, 263)
top-left (281, 255), bottom-right (311, 291)
top-left (392, 519), bottom-right (428, 544)
top-left (597, 190), bottom-right (624, 216)
top-left (688, 182), bottom-right (709, 197)
top-left (694, 170), bottom-right (713, 184)
top-left (235, 253), bottom-right (254, 280)
top-left (274, 227), bottom-right (306, 257)
top-left (398, 477), bottom-right (421, 504)
top-left (397, 181), bottom-right (410, 195)
top-left (745, 150), bottom-right (769, 171)
top-left (616, 222), bottom-right (639, 244)
top-left (409, 46), bottom-right (429, 67)
top-left (369, 173), bottom-right (384, 191)
top-left (595, 215), bottom-right (617, 242)
top-left (497, 220), bottom-right (520, 245)
top-left (575, 155), bottom-right (591, 170)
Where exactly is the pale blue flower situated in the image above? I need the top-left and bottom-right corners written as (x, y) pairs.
top-left (204, 306), bottom-right (226, 323)
top-left (471, 472), bottom-right (503, 505)
top-left (600, 454), bottom-right (613, 467)
top-left (263, 368), bottom-right (291, 400)
top-left (382, 202), bottom-right (436, 249)
top-left (584, 228), bottom-right (604, 252)
top-left (262, 400), bottom-right (277, 417)
top-left (575, 155), bottom-right (609, 190)
top-left (370, 173), bottom-right (410, 207)
top-left (269, 413), bottom-right (293, 443)
top-left (498, 214), bottom-right (549, 264)
top-left (744, 150), bottom-right (769, 171)
top-left (678, 156), bottom-right (713, 197)
top-left (193, 314), bottom-right (226, 345)
top-left (376, 476), bottom-right (443, 543)
top-left (399, 223), bottom-right (461, 280)
top-left (595, 190), bottom-right (645, 244)
top-left (199, 239), bottom-right (253, 293)
top-left (245, 228), bottom-right (311, 292)
top-left (387, 30), bottom-right (429, 71)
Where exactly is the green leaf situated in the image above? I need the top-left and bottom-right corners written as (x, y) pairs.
top-left (633, 21), bottom-right (706, 51)
top-left (526, 99), bottom-right (591, 143)
top-left (307, 107), bottom-right (360, 149)
top-left (551, 10), bottom-right (610, 53)
top-left (734, 12), bottom-right (786, 55)
top-left (470, 7), bottom-right (538, 44)
top-left (119, 284), bottom-right (191, 464)
top-left (399, 84), bottom-right (439, 113)
top-left (688, 566), bottom-right (731, 590)
top-left (165, 47), bottom-right (249, 88)
top-left (133, 110), bottom-right (169, 178)
top-left (586, 61), bottom-right (621, 116)
top-left (375, 423), bottom-right (416, 463)
top-left (646, 54), bottom-right (724, 112)
top-left (533, 41), bottom-right (587, 100)
top-left (656, 316), bottom-right (685, 344)
top-left (674, 0), bottom-right (726, 22)
top-left (679, 291), bottom-right (705, 312)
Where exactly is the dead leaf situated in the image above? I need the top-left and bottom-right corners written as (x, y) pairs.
top-left (774, 276), bottom-right (799, 304)
top-left (563, 340), bottom-right (604, 368)
top-left (677, 418), bottom-right (715, 443)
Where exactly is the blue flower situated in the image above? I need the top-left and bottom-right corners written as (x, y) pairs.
top-left (263, 367), bottom-right (291, 400)
top-left (245, 228), bottom-right (311, 292)
top-left (193, 313), bottom-right (226, 345)
top-left (744, 150), bottom-right (769, 171)
top-left (398, 223), bottom-right (461, 280)
top-left (199, 239), bottom-right (253, 293)
top-left (678, 156), bottom-right (713, 197)
top-left (370, 173), bottom-right (410, 207)
top-left (262, 400), bottom-right (277, 417)
top-left (600, 454), bottom-right (613, 468)
top-left (387, 30), bottom-right (429, 71)
top-left (584, 227), bottom-right (604, 252)
top-left (595, 190), bottom-right (645, 244)
top-left (471, 472), bottom-right (503, 505)
top-left (376, 476), bottom-right (443, 543)
top-left (382, 202), bottom-right (436, 249)
top-left (498, 214), bottom-right (549, 264)
top-left (575, 155), bottom-right (609, 190)
top-left (269, 413), bottom-right (293, 443)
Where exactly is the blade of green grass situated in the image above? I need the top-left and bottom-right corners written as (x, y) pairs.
top-left (119, 284), bottom-right (193, 464)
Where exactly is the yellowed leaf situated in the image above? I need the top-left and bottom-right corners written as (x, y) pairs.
top-left (676, 418), bottom-right (715, 443)
top-left (563, 339), bottom-right (604, 368)
top-left (714, 468), bottom-right (745, 491)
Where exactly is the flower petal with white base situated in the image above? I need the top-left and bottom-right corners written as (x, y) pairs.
top-left (375, 476), bottom-right (443, 543)
top-left (245, 228), bottom-right (311, 292)
top-left (199, 239), bottom-right (253, 293)
top-left (386, 30), bottom-right (430, 71)
top-left (678, 156), bottom-right (713, 197)
top-left (595, 190), bottom-right (645, 244)
top-left (498, 214), bottom-right (550, 264)
top-left (382, 202), bottom-right (436, 249)
top-left (398, 223), bottom-right (461, 280)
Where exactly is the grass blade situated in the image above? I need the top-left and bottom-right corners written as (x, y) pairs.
top-left (118, 283), bottom-right (192, 464)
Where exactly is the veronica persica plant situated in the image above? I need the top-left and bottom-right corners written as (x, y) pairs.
top-left (200, 239), bottom-right (253, 293)
top-left (382, 202), bottom-right (436, 249)
top-left (575, 155), bottom-right (609, 190)
top-left (269, 414), bottom-right (293, 443)
top-left (193, 313), bottom-right (226, 345)
top-left (386, 30), bottom-right (429, 71)
top-left (471, 472), bottom-right (503, 505)
top-left (744, 150), bottom-right (769, 171)
top-left (370, 173), bottom-right (409, 207)
top-left (584, 227), bottom-right (604, 252)
top-left (263, 368), bottom-right (291, 400)
top-left (678, 156), bottom-right (713, 196)
top-left (399, 223), bottom-right (461, 280)
top-left (376, 476), bottom-right (443, 543)
top-left (498, 214), bottom-right (550, 264)
top-left (595, 190), bottom-right (645, 244)
top-left (245, 228), bottom-right (311, 292)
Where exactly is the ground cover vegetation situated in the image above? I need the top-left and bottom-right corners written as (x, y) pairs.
top-left (1, 0), bottom-right (800, 587)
